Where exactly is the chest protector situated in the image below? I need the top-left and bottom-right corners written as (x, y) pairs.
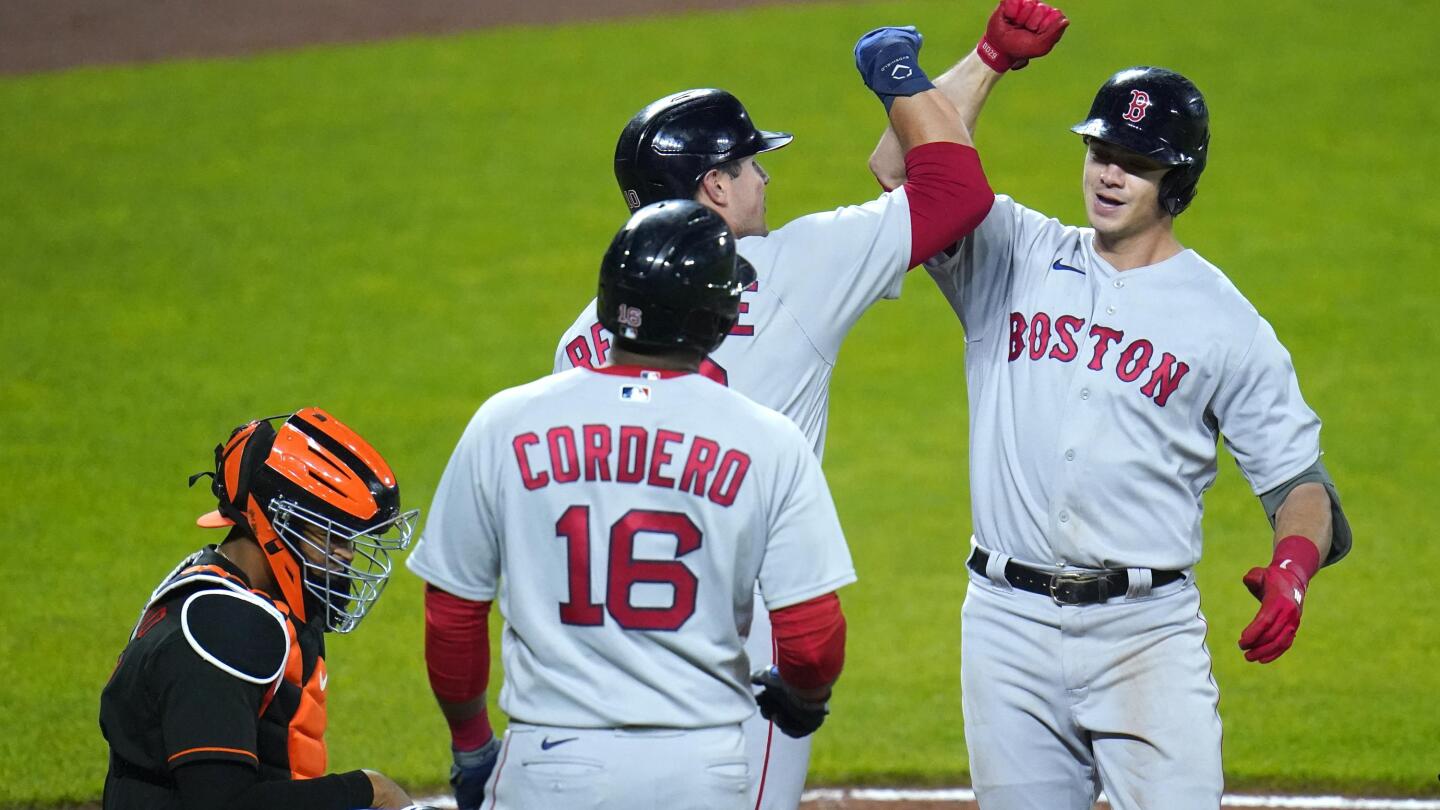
top-left (141, 559), bottom-right (329, 780)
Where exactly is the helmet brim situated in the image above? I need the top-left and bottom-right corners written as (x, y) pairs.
top-left (1071, 119), bottom-right (1193, 166)
top-left (754, 130), bottom-right (793, 155)
top-left (196, 509), bottom-right (236, 529)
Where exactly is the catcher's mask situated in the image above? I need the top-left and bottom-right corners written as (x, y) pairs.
top-left (192, 407), bottom-right (417, 633)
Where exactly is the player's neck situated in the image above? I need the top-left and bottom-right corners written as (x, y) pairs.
top-left (609, 347), bottom-right (702, 372)
top-left (1094, 221), bottom-right (1183, 271)
top-left (217, 536), bottom-right (279, 596)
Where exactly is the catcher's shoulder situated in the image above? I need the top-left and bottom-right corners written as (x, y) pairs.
top-left (178, 587), bottom-right (289, 684)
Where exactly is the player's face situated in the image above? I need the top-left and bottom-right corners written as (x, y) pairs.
top-left (728, 157), bottom-right (771, 238)
top-left (298, 523), bottom-right (355, 572)
top-left (1082, 139), bottom-right (1171, 242)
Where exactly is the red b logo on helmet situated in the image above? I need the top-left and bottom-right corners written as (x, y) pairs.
top-left (1123, 89), bottom-right (1152, 123)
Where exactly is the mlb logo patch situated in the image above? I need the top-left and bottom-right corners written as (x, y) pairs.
top-left (620, 385), bottom-right (652, 403)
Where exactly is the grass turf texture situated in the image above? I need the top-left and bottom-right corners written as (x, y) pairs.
top-left (2, 0), bottom-right (1436, 804)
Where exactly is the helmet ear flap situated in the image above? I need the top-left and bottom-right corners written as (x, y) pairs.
top-left (214, 418), bottom-right (278, 530)
top-left (1159, 155), bottom-right (1204, 216)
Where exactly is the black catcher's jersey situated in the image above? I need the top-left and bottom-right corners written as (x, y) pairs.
top-left (100, 546), bottom-right (327, 810)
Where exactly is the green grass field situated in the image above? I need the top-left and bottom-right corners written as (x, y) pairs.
top-left (3, 0), bottom-right (1438, 805)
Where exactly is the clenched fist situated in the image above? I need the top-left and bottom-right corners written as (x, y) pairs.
top-left (977, 0), bottom-right (1070, 73)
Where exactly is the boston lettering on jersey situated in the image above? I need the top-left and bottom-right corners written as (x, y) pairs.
top-left (512, 425), bottom-right (752, 507)
top-left (1008, 310), bottom-right (1191, 407)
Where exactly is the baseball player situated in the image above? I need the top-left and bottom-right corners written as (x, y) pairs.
top-left (408, 200), bottom-right (855, 810)
top-left (100, 408), bottom-right (427, 810)
top-left (868, 7), bottom-right (1354, 808)
top-left (547, 14), bottom-right (1035, 805)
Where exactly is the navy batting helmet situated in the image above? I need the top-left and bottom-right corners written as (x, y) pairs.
top-left (614, 89), bottom-right (792, 212)
top-left (1071, 67), bottom-right (1209, 216)
top-left (598, 200), bottom-right (755, 355)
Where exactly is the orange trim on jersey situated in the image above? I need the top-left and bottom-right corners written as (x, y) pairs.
top-left (588, 365), bottom-right (695, 379)
top-left (168, 746), bottom-right (259, 763)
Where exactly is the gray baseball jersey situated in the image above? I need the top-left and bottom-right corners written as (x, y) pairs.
top-left (927, 195), bottom-right (1322, 571)
top-left (552, 189), bottom-right (912, 809)
top-left (555, 188), bottom-right (914, 458)
top-left (406, 366), bottom-right (856, 729)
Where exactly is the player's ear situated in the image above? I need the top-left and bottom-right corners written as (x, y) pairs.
top-left (697, 169), bottom-right (726, 206)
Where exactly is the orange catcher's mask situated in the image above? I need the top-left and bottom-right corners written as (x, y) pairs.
top-left (193, 407), bottom-right (417, 633)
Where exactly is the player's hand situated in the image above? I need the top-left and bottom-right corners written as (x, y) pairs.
top-left (751, 666), bottom-right (830, 738)
top-left (976, 0), bottom-right (1070, 73)
top-left (853, 26), bottom-right (936, 110)
top-left (450, 736), bottom-right (501, 810)
top-left (1237, 564), bottom-right (1308, 664)
top-left (363, 769), bottom-right (415, 809)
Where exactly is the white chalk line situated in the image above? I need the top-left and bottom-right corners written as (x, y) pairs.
top-left (800, 788), bottom-right (1440, 808)
top-left (416, 789), bottom-right (1440, 809)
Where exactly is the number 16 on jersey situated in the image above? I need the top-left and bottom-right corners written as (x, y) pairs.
top-left (555, 505), bottom-right (703, 631)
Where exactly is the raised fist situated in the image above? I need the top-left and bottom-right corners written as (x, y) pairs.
top-left (853, 25), bottom-right (935, 110)
top-left (977, 0), bottom-right (1070, 72)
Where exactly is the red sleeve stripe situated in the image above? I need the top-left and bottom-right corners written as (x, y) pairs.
top-left (167, 746), bottom-right (258, 763)
top-left (901, 142), bottom-right (994, 269)
top-left (770, 592), bottom-right (846, 690)
top-left (425, 584), bottom-right (495, 748)
top-left (424, 584), bottom-right (492, 703)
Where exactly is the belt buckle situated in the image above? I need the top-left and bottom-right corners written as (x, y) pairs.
top-left (1049, 571), bottom-right (1104, 606)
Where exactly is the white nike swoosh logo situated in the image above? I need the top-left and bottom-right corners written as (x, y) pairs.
top-left (1279, 559), bottom-right (1292, 570)
top-left (318, 671), bottom-right (328, 691)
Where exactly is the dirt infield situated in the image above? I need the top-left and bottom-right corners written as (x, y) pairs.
top-left (0, 0), bottom-right (842, 74)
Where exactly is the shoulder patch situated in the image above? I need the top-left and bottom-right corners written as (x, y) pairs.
top-left (181, 590), bottom-right (289, 685)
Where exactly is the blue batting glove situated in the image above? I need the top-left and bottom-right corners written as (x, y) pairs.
top-left (450, 737), bottom-right (501, 810)
top-left (853, 26), bottom-right (935, 110)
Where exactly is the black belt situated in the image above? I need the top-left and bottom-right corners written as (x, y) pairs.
top-left (968, 548), bottom-right (1182, 605)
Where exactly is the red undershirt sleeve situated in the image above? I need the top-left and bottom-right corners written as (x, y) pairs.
top-left (770, 592), bottom-right (847, 691)
top-left (424, 584), bottom-right (494, 748)
top-left (900, 141), bottom-right (995, 269)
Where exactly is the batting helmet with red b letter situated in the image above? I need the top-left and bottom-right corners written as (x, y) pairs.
top-left (1071, 66), bottom-right (1209, 216)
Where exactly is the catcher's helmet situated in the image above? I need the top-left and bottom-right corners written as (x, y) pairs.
top-left (1071, 66), bottom-right (1209, 216)
top-left (194, 408), bottom-right (417, 633)
top-left (614, 88), bottom-right (792, 212)
top-left (597, 199), bottom-right (754, 355)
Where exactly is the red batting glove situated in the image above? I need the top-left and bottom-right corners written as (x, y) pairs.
top-left (976, 0), bottom-right (1070, 73)
top-left (1237, 535), bottom-right (1321, 664)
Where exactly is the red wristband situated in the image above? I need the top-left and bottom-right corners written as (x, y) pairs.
top-left (1271, 535), bottom-right (1321, 587)
top-left (449, 708), bottom-right (494, 751)
top-left (976, 37), bottom-right (1017, 73)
